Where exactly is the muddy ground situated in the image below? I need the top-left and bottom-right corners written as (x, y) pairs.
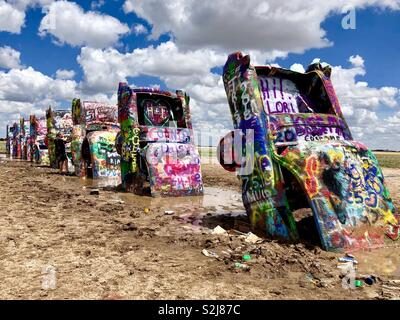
top-left (0, 157), bottom-right (400, 300)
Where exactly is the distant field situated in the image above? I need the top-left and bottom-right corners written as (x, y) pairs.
top-left (197, 147), bottom-right (400, 169)
top-left (374, 151), bottom-right (400, 169)
top-left (0, 141), bottom-right (6, 153)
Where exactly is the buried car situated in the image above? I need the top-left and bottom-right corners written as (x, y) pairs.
top-left (46, 108), bottom-right (74, 171)
top-left (117, 83), bottom-right (203, 197)
top-left (71, 99), bottom-right (121, 187)
top-left (218, 52), bottom-right (399, 252)
top-left (29, 115), bottom-right (49, 165)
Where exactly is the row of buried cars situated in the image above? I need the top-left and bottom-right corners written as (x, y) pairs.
top-left (4, 52), bottom-right (400, 252)
top-left (6, 82), bottom-right (204, 196)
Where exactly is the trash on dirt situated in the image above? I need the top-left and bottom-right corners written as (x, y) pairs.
top-left (338, 256), bottom-right (358, 264)
top-left (202, 249), bottom-right (219, 259)
top-left (337, 261), bottom-right (356, 275)
top-left (357, 274), bottom-right (378, 286)
top-left (90, 189), bottom-right (99, 195)
top-left (242, 254), bottom-right (251, 262)
top-left (234, 262), bottom-right (250, 271)
top-left (144, 207), bottom-right (150, 214)
top-left (244, 232), bottom-right (263, 244)
top-left (211, 225), bottom-right (227, 235)
top-left (355, 280), bottom-right (363, 287)
top-left (164, 210), bottom-right (174, 215)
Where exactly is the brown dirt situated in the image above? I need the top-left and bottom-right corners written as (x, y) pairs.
top-left (0, 158), bottom-right (399, 300)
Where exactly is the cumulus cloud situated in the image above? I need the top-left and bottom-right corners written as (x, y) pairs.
top-left (0, 0), bottom-right (25, 33)
top-left (123, 0), bottom-right (400, 62)
top-left (0, 46), bottom-right (22, 69)
top-left (328, 56), bottom-right (400, 150)
top-left (132, 23), bottom-right (147, 35)
top-left (55, 68), bottom-right (75, 80)
top-left (290, 63), bottom-right (305, 73)
top-left (39, 1), bottom-right (130, 48)
top-left (77, 41), bottom-right (225, 93)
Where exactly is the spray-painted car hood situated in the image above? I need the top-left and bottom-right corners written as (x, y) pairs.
top-left (275, 138), bottom-right (398, 251)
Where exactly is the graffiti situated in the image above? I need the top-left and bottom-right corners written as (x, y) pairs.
top-left (87, 131), bottom-right (121, 185)
top-left (144, 143), bottom-right (203, 197)
top-left (144, 127), bottom-right (191, 143)
top-left (117, 82), bottom-right (203, 197)
top-left (83, 102), bottom-right (118, 126)
top-left (142, 98), bottom-right (171, 126)
top-left (71, 99), bottom-right (121, 186)
top-left (259, 76), bottom-right (299, 115)
top-left (46, 108), bottom-right (73, 168)
top-left (218, 51), bottom-right (398, 251)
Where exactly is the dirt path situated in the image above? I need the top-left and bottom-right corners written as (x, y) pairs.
top-left (0, 159), bottom-right (399, 299)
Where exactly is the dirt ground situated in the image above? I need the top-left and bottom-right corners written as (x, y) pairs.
top-left (0, 157), bottom-right (400, 300)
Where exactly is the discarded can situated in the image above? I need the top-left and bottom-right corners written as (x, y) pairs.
top-left (364, 276), bottom-right (377, 286)
top-left (164, 210), bottom-right (175, 215)
top-left (234, 262), bottom-right (250, 271)
top-left (355, 280), bottom-right (363, 287)
top-left (338, 257), bottom-right (358, 264)
top-left (242, 254), bottom-right (251, 262)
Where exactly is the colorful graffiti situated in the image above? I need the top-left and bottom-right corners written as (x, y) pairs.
top-left (117, 82), bottom-right (203, 197)
top-left (71, 99), bottom-right (121, 186)
top-left (46, 108), bottom-right (73, 169)
top-left (30, 115), bottom-right (49, 165)
top-left (219, 52), bottom-right (398, 251)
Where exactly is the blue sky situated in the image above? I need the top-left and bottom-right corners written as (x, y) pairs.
top-left (0, 0), bottom-right (400, 150)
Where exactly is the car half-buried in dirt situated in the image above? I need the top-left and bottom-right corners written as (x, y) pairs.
top-left (116, 83), bottom-right (203, 197)
top-left (46, 108), bottom-right (74, 171)
top-left (29, 115), bottom-right (49, 165)
top-left (218, 52), bottom-right (399, 252)
top-left (71, 99), bottom-right (121, 188)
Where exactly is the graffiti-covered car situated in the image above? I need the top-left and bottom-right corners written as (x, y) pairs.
top-left (46, 108), bottom-right (74, 170)
top-left (117, 83), bottom-right (203, 197)
top-left (10, 122), bottom-right (20, 158)
top-left (218, 52), bottom-right (399, 252)
top-left (29, 115), bottom-right (49, 165)
top-left (71, 99), bottom-right (121, 187)
top-left (21, 118), bottom-right (31, 161)
top-left (6, 124), bottom-right (13, 155)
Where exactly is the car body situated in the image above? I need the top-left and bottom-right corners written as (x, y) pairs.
top-left (10, 122), bottom-right (20, 158)
top-left (71, 99), bottom-right (121, 187)
top-left (218, 52), bottom-right (399, 251)
top-left (29, 115), bottom-right (49, 165)
top-left (117, 83), bottom-right (203, 197)
top-left (20, 119), bottom-right (31, 161)
top-left (46, 108), bottom-right (74, 171)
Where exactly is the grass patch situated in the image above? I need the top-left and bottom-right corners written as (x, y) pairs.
top-left (0, 141), bottom-right (6, 153)
top-left (375, 152), bottom-right (400, 169)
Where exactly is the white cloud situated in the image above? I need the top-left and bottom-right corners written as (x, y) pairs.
top-left (0, 46), bottom-right (22, 69)
top-left (55, 68), bottom-right (75, 80)
top-left (0, 67), bottom-right (77, 103)
top-left (349, 54), bottom-right (364, 68)
top-left (39, 1), bottom-right (130, 48)
top-left (132, 23), bottom-right (147, 35)
top-left (329, 56), bottom-right (400, 150)
top-left (0, 0), bottom-right (54, 34)
top-left (77, 41), bottom-right (225, 93)
top-left (290, 63), bottom-right (305, 73)
top-left (0, 0), bottom-right (25, 33)
top-left (123, 0), bottom-right (400, 62)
